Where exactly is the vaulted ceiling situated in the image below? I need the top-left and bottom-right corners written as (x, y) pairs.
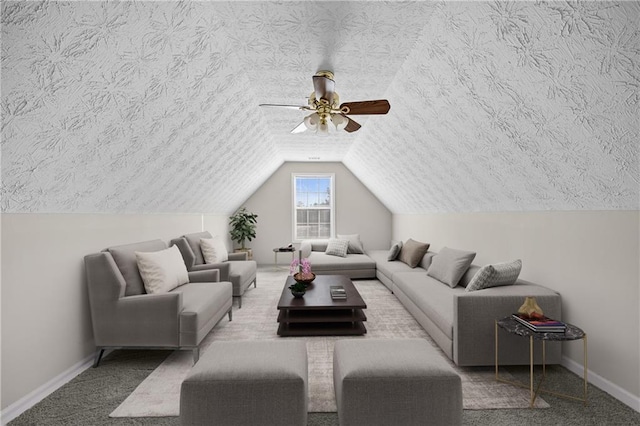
top-left (2, 1), bottom-right (638, 214)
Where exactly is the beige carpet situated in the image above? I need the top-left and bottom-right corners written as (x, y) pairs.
top-left (110, 269), bottom-right (548, 417)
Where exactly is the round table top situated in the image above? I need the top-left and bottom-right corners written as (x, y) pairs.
top-left (497, 316), bottom-right (585, 341)
top-left (273, 247), bottom-right (295, 252)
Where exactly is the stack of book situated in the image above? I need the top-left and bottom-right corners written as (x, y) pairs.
top-left (512, 313), bottom-right (566, 333)
top-left (330, 286), bottom-right (347, 300)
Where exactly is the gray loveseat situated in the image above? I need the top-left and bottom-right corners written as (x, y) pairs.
top-left (85, 239), bottom-right (233, 367)
top-left (367, 249), bottom-right (562, 367)
top-left (171, 231), bottom-right (257, 308)
top-left (300, 240), bottom-right (376, 279)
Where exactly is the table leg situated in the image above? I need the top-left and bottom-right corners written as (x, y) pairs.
top-left (584, 334), bottom-right (588, 405)
top-left (530, 335), bottom-right (534, 407)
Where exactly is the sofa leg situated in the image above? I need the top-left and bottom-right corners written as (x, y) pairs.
top-left (93, 348), bottom-right (105, 368)
top-left (237, 296), bottom-right (242, 309)
top-left (254, 278), bottom-right (257, 288)
top-left (192, 347), bottom-right (199, 364)
top-left (228, 308), bottom-right (233, 321)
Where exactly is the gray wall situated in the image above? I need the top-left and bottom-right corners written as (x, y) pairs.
top-left (241, 162), bottom-right (392, 265)
top-left (393, 210), bottom-right (640, 410)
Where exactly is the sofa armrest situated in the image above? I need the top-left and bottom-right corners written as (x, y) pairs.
top-left (188, 269), bottom-right (220, 283)
top-left (300, 240), bottom-right (312, 258)
top-left (453, 282), bottom-right (562, 366)
top-left (228, 252), bottom-right (247, 261)
top-left (189, 262), bottom-right (231, 281)
top-left (171, 237), bottom-right (196, 270)
top-left (92, 292), bottom-right (183, 347)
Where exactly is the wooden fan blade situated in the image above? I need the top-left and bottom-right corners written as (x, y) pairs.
top-left (343, 115), bottom-right (361, 133)
top-left (259, 104), bottom-right (310, 110)
top-left (313, 75), bottom-right (335, 104)
top-left (291, 121), bottom-right (307, 134)
top-left (340, 100), bottom-right (390, 115)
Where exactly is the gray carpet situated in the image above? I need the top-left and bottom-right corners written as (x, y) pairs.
top-left (8, 269), bottom-right (640, 425)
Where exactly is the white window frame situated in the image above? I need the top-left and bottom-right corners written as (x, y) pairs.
top-left (292, 173), bottom-right (335, 242)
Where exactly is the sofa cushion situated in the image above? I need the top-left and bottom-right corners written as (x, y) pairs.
top-left (325, 238), bottom-right (349, 257)
top-left (427, 247), bottom-right (476, 288)
top-left (201, 236), bottom-right (228, 263)
top-left (387, 241), bottom-right (402, 261)
top-left (337, 234), bottom-right (365, 254)
top-left (173, 281), bottom-right (232, 335)
top-left (135, 245), bottom-right (189, 294)
top-left (368, 250), bottom-right (422, 279)
top-left (307, 252), bottom-right (375, 271)
top-left (183, 231), bottom-right (213, 265)
top-left (393, 272), bottom-right (464, 340)
top-left (398, 239), bottom-right (430, 268)
top-left (107, 239), bottom-right (168, 296)
top-left (465, 259), bottom-right (522, 292)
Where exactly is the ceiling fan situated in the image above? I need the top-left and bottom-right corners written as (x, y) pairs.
top-left (259, 71), bottom-right (390, 135)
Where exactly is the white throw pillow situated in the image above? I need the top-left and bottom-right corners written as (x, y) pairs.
top-left (135, 245), bottom-right (189, 294)
top-left (200, 236), bottom-right (228, 263)
top-left (325, 238), bottom-right (349, 257)
top-left (466, 260), bottom-right (522, 292)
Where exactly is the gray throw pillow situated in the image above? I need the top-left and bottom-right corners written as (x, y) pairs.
top-left (325, 238), bottom-right (349, 257)
top-left (427, 247), bottom-right (476, 288)
top-left (337, 234), bottom-right (365, 254)
top-left (397, 239), bottom-right (430, 268)
top-left (465, 259), bottom-right (522, 292)
top-left (387, 241), bottom-right (403, 261)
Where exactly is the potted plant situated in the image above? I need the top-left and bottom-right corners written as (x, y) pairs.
top-left (289, 281), bottom-right (307, 298)
top-left (229, 207), bottom-right (258, 258)
top-left (290, 254), bottom-right (315, 285)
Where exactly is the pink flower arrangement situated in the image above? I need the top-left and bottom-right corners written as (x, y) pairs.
top-left (290, 258), bottom-right (312, 276)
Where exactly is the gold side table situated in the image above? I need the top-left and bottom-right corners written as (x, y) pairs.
top-left (495, 316), bottom-right (587, 408)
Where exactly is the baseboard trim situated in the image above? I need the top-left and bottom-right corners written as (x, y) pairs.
top-left (1, 351), bottom-right (97, 425)
top-left (562, 355), bottom-right (640, 413)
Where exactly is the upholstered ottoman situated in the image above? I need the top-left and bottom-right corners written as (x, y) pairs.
top-left (333, 339), bottom-right (462, 426)
top-left (180, 340), bottom-right (308, 426)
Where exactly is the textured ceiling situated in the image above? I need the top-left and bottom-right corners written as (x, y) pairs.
top-left (2, 1), bottom-right (638, 214)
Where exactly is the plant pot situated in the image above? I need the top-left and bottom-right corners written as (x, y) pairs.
top-left (293, 272), bottom-right (315, 285)
top-left (291, 290), bottom-right (306, 298)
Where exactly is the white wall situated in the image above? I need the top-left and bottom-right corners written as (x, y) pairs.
top-left (241, 162), bottom-right (392, 265)
top-left (393, 210), bottom-right (640, 409)
top-left (0, 213), bottom-right (228, 411)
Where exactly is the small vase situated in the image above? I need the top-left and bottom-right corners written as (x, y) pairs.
top-left (518, 296), bottom-right (544, 317)
top-left (291, 290), bottom-right (305, 298)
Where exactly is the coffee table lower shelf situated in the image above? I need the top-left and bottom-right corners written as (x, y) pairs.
top-left (277, 308), bottom-right (367, 336)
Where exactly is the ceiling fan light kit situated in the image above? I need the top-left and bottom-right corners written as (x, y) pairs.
top-left (259, 70), bottom-right (390, 135)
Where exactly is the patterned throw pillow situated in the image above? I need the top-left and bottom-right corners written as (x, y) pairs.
top-left (337, 234), bottom-right (365, 254)
top-left (465, 259), bottom-right (522, 292)
top-left (325, 238), bottom-right (350, 257)
top-left (387, 241), bottom-right (403, 261)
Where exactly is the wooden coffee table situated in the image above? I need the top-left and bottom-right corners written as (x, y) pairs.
top-left (277, 275), bottom-right (367, 336)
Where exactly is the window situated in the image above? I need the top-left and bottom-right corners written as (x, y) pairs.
top-left (292, 173), bottom-right (335, 241)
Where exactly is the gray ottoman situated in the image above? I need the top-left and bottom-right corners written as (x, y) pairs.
top-left (180, 340), bottom-right (308, 426)
top-left (333, 339), bottom-right (462, 426)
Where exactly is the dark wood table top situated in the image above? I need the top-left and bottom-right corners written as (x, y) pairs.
top-left (277, 275), bottom-right (367, 310)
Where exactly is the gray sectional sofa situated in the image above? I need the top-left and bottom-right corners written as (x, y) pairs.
top-left (367, 249), bottom-right (562, 366)
top-left (300, 239), bottom-right (376, 279)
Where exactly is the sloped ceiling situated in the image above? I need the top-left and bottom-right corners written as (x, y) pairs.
top-left (2, 1), bottom-right (638, 215)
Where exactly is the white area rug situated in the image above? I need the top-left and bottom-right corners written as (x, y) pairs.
top-left (110, 269), bottom-right (548, 417)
